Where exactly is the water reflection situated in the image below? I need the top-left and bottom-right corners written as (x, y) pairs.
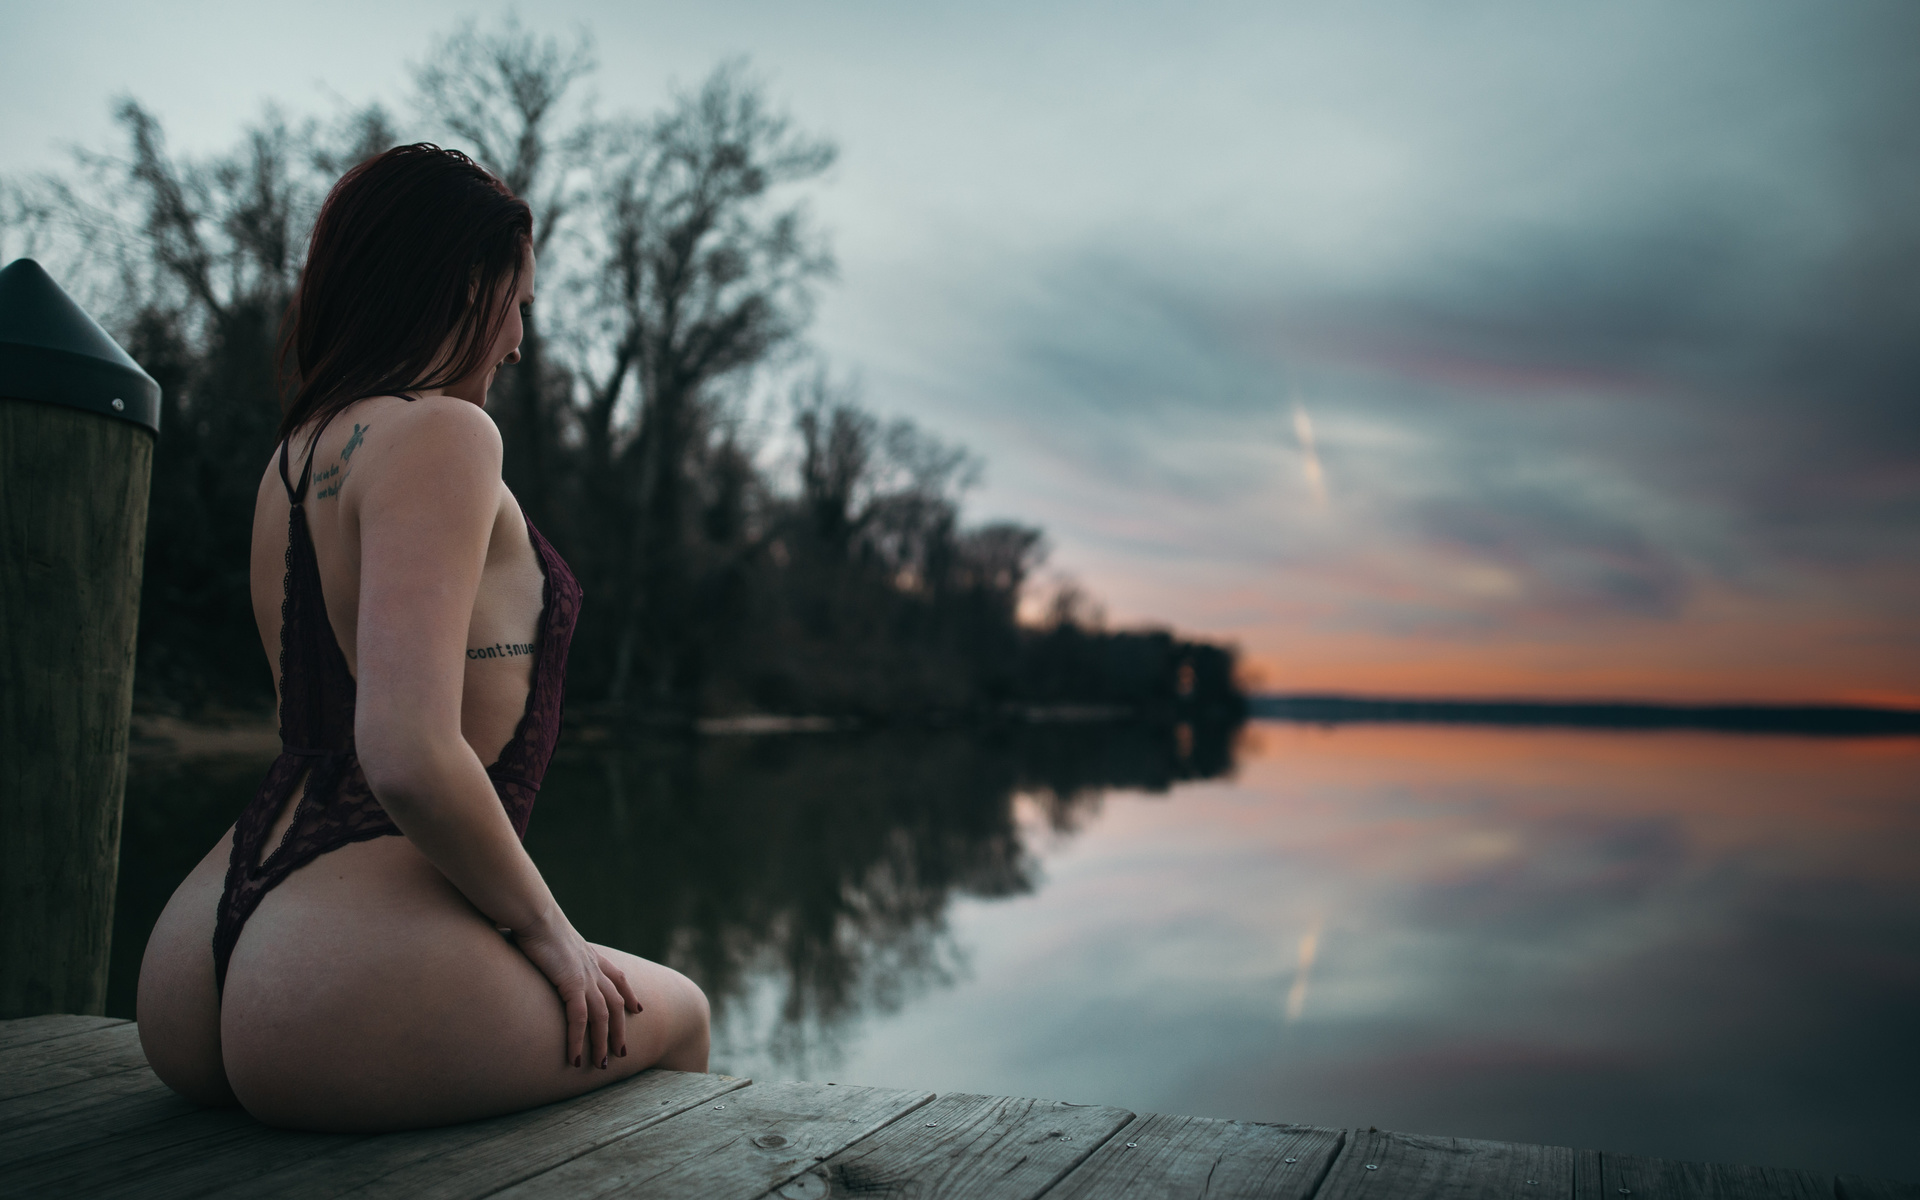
top-left (524, 722), bottom-right (1234, 1076)
top-left (819, 724), bottom-right (1920, 1182)
top-left (108, 720), bottom-right (1920, 1182)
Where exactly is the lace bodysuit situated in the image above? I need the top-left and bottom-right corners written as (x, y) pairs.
top-left (211, 408), bottom-right (583, 993)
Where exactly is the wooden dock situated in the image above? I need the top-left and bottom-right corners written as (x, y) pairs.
top-left (1, 1016), bottom-right (1911, 1199)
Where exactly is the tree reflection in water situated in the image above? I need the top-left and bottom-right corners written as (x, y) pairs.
top-left (525, 722), bottom-right (1237, 1076)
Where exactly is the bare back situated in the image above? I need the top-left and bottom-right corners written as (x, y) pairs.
top-left (249, 393), bottom-right (544, 768)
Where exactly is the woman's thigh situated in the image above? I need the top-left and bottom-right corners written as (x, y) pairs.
top-left (219, 837), bottom-right (709, 1131)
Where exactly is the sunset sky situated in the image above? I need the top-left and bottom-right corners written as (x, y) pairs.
top-left (5, 1), bottom-right (1916, 704)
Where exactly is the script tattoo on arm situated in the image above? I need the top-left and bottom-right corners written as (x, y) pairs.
top-left (315, 423), bottom-right (369, 501)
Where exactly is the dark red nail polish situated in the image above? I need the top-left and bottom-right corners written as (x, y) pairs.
top-left (619, 1045), bottom-right (627, 1057)
top-left (573, 1055), bottom-right (582, 1068)
top-left (600, 1055), bottom-right (609, 1069)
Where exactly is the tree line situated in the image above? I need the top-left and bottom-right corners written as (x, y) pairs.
top-left (2, 17), bottom-right (1243, 727)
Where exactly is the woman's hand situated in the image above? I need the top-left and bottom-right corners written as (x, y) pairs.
top-left (512, 910), bottom-right (643, 1069)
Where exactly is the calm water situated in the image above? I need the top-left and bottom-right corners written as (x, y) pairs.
top-left (111, 720), bottom-right (1920, 1181)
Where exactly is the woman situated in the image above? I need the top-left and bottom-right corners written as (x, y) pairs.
top-left (136, 144), bottom-right (711, 1131)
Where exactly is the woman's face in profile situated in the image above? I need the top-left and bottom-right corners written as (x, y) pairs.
top-left (447, 244), bottom-right (537, 407)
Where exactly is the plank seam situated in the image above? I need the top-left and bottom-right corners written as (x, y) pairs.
top-left (0, 1059), bottom-right (153, 1106)
top-left (1028, 1104), bottom-right (1138, 1197)
top-left (1298, 1127), bottom-right (1350, 1200)
top-left (465, 1075), bottom-right (754, 1200)
top-left (2, 1108), bottom-right (327, 1193)
top-left (0, 1018), bottom-right (131, 1049)
top-left (0, 1092), bottom-right (202, 1170)
top-left (735, 1085), bottom-right (941, 1200)
top-left (775, 1087), bottom-right (941, 1197)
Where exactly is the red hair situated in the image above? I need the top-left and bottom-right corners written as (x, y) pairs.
top-left (276, 144), bottom-right (533, 443)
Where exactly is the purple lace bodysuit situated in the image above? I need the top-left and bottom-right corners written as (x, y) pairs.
top-left (211, 407), bottom-right (582, 993)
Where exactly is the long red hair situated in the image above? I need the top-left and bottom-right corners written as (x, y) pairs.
top-left (275, 144), bottom-right (533, 444)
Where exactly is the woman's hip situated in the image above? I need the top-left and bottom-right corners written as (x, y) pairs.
top-left (216, 837), bottom-right (677, 1129)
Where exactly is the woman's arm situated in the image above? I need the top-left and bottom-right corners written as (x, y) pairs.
top-left (348, 398), bottom-right (637, 1070)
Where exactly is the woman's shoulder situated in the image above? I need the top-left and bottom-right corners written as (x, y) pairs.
top-left (258, 395), bottom-right (505, 510)
top-left (346, 396), bottom-right (504, 505)
top-left (360, 393), bottom-right (502, 455)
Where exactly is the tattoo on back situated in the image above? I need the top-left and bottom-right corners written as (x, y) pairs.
top-left (313, 463), bottom-right (346, 500)
top-left (315, 423), bottom-right (370, 500)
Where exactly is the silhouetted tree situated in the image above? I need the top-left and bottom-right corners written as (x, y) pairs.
top-left (412, 16), bottom-right (595, 531)
top-left (6, 101), bottom-right (393, 707)
top-left (570, 62), bottom-right (837, 711)
top-left (4, 17), bottom-right (1243, 727)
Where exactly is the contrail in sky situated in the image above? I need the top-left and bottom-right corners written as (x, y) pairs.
top-left (1285, 914), bottom-right (1323, 1022)
top-left (1291, 396), bottom-right (1328, 510)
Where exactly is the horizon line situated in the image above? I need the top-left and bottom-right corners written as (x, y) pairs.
top-left (1249, 692), bottom-right (1920, 736)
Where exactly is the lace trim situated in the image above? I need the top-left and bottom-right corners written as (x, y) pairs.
top-left (212, 495), bottom-right (581, 995)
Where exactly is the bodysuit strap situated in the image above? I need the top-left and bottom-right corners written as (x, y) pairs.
top-left (276, 395), bottom-right (415, 506)
top-left (279, 408), bottom-right (346, 507)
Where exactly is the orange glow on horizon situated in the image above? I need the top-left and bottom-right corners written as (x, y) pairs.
top-left (1084, 562), bottom-right (1920, 709)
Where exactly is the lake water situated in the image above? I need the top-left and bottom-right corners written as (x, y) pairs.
top-left (110, 719), bottom-right (1920, 1182)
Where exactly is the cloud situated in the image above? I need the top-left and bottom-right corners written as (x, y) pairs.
top-left (10, 0), bottom-right (1914, 698)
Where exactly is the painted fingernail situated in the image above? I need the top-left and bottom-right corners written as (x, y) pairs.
top-left (600, 1055), bottom-right (609, 1069)
top-left (573, 1055), bottom-right (582, 1068)
top-left (619, 1045), bottom-right (628, 1057)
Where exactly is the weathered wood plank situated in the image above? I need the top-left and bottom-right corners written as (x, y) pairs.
top-left (0, 1105), bottom-right (360, 1200)
top-left (0, 1014), bottom-right (129, 1053)
top-left (0, 1066), bottom-right (195, 1168)
top-left (1601, 1151), bottom-right (1832, 1200)
top-left (1575, 1148), bottom-right (1606, 1200)
top-left (0, 1020), bottom-right (1905, 1200)
top-left (202, 1069), bottom-right (750, 1200)
top-left (495, 1079), bottom-right (933, 1200)
top-left (1316, 1129), bottom-right (1572, 1200)
top-left (1047, 1113), bottom-right (1344, 1200)
top-left (0, 396), bottom-right (154, 1020)
top-left (769, 1091), bottom-right (1133, 1200)
top-left (0, 1020), bottom-right (148, 1102)
top-left (1836, 1176), bottom-right (1920, 1200)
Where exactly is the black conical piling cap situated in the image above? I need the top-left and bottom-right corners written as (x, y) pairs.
top-left (0, 257), bottom-right (161, 433)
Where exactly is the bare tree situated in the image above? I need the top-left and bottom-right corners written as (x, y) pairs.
top-left (574, 62), bottom-right (837, 710)
top-left (412, 16), bottom-right (597, 527)
top-left (5, 100), bottom-right (394, 706)
top-left (8, 17), bottom-right (1233, 724)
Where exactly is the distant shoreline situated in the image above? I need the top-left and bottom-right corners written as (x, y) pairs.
top-left (1251, 693), bottom-right (1920, 736)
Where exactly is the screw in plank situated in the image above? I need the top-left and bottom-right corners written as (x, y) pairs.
top-left (714, 1105), bottom-right (725, 1110)
top-left (1366, 1164), bottom-right (1379, 1171)
top-left (1126, 1143), bottom-right (1139, 1149)
top-left (926, 1122), bottom-right (939, 1127)
top-left (1285, 1158), bottom-right (1298, 1164)
top-left (112, 398), bottom-right (125, 410)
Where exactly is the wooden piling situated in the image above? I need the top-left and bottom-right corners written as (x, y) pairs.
top-left (0, 400), bottom-right (153, 1016)
top-left (0, 258), bottom-right (161, 1018)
